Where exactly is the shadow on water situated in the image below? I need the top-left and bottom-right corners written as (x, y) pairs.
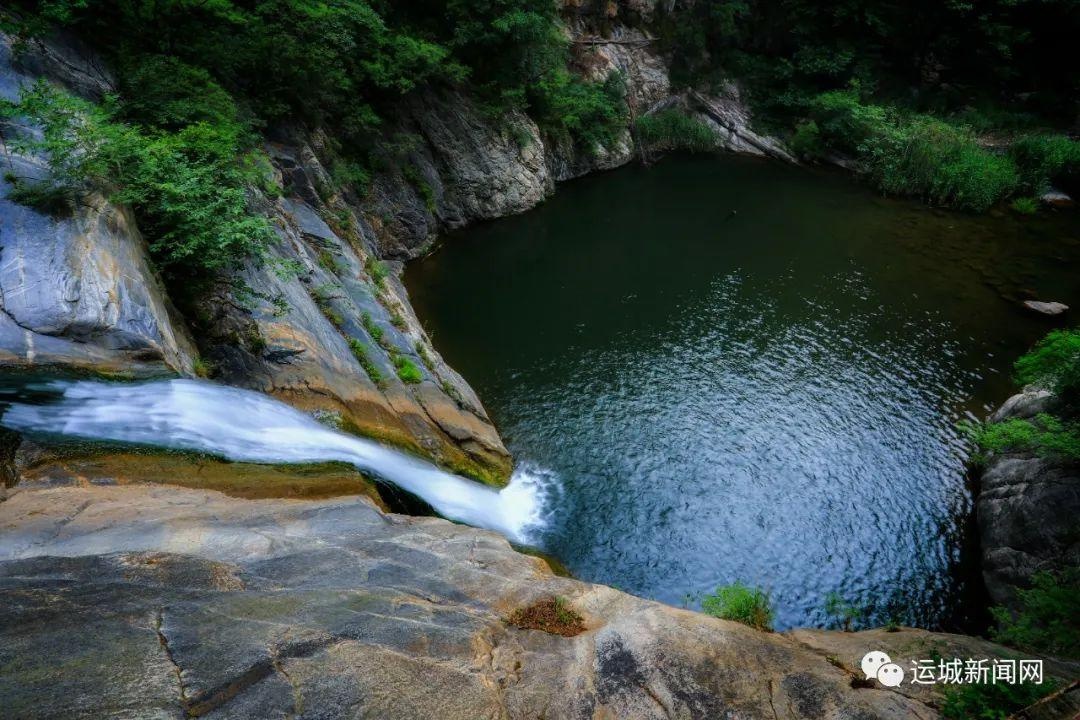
top-left (405, 153), bottom-right (1080, 630)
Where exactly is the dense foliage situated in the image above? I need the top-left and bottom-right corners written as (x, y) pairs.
top-left (991, 569), bottom-right (1080, 659)
top-left (659, 0), bottom-right (1079, 123)
top-left (658, 0), bottom-right (1080, 210)
top-left (2, 1), bottom-right (627, 278)
top-left (1, 81), bottom-right (274, 276)
top-left (1014, 330), bottom-right (1080, 413)
top-left (7, 0), bottom-right (626, 151)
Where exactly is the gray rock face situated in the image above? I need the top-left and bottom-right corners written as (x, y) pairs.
top-left (977, 392), bottom-right (1080, 608)
top-left (0, 483), bottom-right (994, 720)
top-left (0, 183), bottom-right (196, 375)
top-left (0, 32), bottom-right (196, 377)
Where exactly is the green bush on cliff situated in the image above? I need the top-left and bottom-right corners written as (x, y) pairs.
top-left (1014, 329), bottom-right (1080, 413)
top-left (1, 81), bottom-right (274, 277)
top-left (530, 70), bottom-right (628, 154)
top-left (701, 582), bottom-right (774, 631)
top-left (11, 0), bottom-right (627, 156)
top-left (970, 415), bottom-right (1080, 461)
top-left (991, 569), bottom-right (1080, 659)
top-left (967, 329), bottom-right (1080, 461)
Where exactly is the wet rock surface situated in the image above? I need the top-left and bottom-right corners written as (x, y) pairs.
top-left (0, 483), bottom-right (994, 720)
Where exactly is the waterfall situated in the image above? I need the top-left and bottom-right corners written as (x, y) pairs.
top-left (1, 378), bottom-right (546, 544)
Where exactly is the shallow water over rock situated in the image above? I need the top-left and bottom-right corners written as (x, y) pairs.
top-left (406, 154), bottom-right (1080, 630)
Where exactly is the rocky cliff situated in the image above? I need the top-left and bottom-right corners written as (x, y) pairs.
top-left (976, 390), bottom-right (1080, 609)
top-left (0, 2), bottom-right (789, 483)
top-left (0, 33), bottom-right (197, 378)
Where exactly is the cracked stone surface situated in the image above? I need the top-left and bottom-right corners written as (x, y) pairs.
top-left (2, 483), bottom-right (1070, 720)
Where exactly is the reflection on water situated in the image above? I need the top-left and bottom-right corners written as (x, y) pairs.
top-left (406, 154), bottom-right (1080, 629)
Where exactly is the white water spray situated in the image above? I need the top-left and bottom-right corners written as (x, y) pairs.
top-left (2, 379), bottom-right (547, 544)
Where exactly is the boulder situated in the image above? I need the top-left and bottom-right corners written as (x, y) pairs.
top-left (788, 627), bottom-right (1077, 709)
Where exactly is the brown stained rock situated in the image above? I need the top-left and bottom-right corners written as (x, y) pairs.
top-left (507, 597), bottom-right (587, 637)
top-left (14, 449), bottom-right (388, 508)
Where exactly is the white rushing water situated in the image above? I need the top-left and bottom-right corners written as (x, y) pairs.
top-left (2, 379), bottom-right (546, 544)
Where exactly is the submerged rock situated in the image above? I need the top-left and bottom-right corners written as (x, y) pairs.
top-left (0, 483), bottom-right (1020, 720)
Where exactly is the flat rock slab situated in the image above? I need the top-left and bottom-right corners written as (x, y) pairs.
top-left (1023, 300), bottom-right (1070, 315)
top-left (0, 484), bottom-right (947, 720)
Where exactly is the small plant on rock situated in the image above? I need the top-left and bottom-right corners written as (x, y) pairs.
top-left (701, 582), bottom-right (774, 631)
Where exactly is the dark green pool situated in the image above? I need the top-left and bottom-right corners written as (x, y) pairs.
top-left (405, 154), bottom-right (1080, 629)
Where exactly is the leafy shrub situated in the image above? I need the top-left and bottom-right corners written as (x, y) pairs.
top-left (414, 340), bottom-right (434, 370)
top-left (365, 258), bottom-right (390, 289)
top-left (393, 356), bottom-right (423, 384)
top-left (636, 109), bottom-right (717, 153)
top-left (809, 89), bottom-right (889, 154)
top-left (788, 120), bottom-right (822, 159)
top-left (403, 165), bottom-right (436, 214)
top-left (701, 582), bottom-right (774, 631)
top-left (991, 569), bottom-right (1080, 658)
top-left (1014, 329), bottom-right (1080, 412)
top-left (118, 55), bottom-right (242, 132)
top-left (1010, 134), bottom-right (1080, 194)
top-left (941, 679), bottom-right (1057, 720)
top-left (823, 592), bottom-right (863, 631)
top-left (361, 312), bottom-right (385, 345)
top-left (192, 356), bottom-right (213, 378)
top-left (532, 70), bottom-right (628, 154)
top-left (1, 82), bottom-right (273, 277)
top-left (968, 415), bottom-right (1080, 461)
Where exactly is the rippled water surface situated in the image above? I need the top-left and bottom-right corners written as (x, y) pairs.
top-left (406, 155), bottom-right (1080, 629)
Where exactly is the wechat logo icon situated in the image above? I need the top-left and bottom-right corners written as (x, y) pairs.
top-left (861, 651), bottom-right (904, 687)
